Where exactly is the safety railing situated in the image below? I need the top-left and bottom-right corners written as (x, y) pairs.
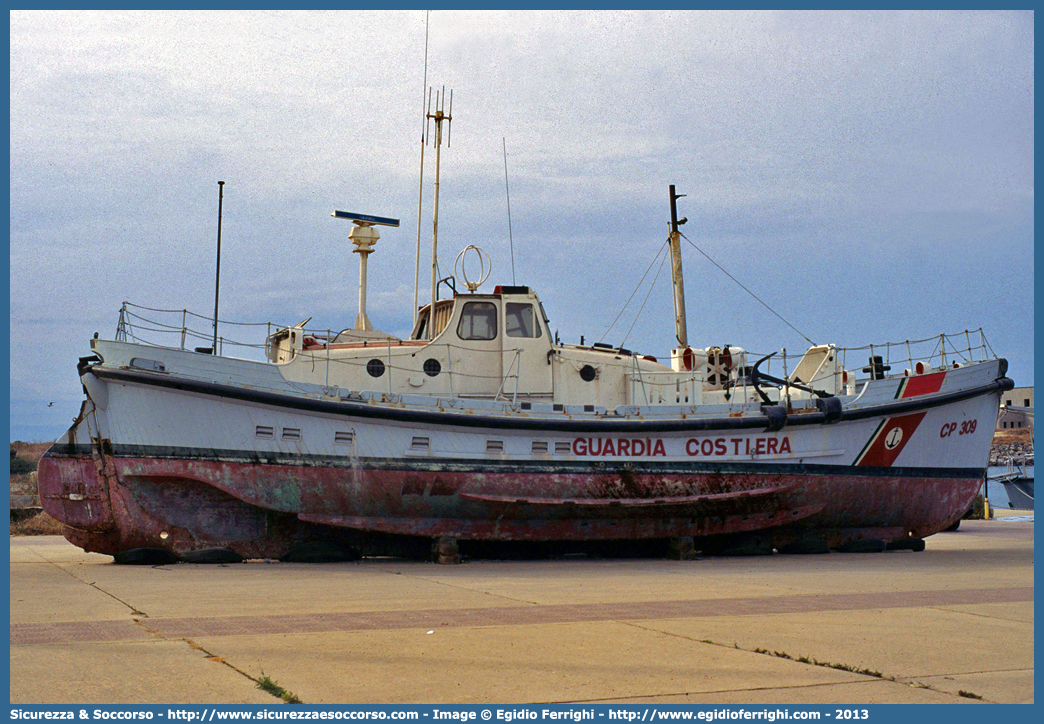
top-left (113, 303), bottom-right (1001, 403)
top-left (627, 329), bottom-right (1000, 405)
top-left (112, 302), bottom-right (528, 397)
top-left (834, 328), bottom-right (998, 382)
top-left (115, 302), bottom-right (274, 359)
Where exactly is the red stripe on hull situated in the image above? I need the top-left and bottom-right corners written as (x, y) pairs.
top-left (902, 371), bottom-right (946, 398)
top-left (854, 412), bottom-right (927, 467)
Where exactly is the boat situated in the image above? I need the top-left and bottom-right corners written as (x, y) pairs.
top-left (1002, 476), bottom-right (1035, 511)
top-left (37, 129), bottom-right (1013, 561)
top-left (989, 457), bottom-right (1034, 510)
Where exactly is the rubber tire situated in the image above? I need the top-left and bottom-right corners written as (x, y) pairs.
top-left (835, 538), bottom-right (887, 553)
top-left (113, 548), bottom-right (180, 565)
top-left (181, 547), bottom-right (244, 564)
top-left (886, 538), bottom-right (927, 552)
top-left (702, 533), bottom-right (774, 557)
top-left (778, 539), bottom-right (831, 555)
top-left (279, 541), bottom-right (360, 563)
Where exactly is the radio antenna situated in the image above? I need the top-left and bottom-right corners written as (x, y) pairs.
top-left (211, 180), bottom-right (225, 355)
top-left (503, 138), bottom-right (516, 285)
top-left (412, 10), bottom-right (430, 328)
top-left (425, 85), bottom-right (452, 338)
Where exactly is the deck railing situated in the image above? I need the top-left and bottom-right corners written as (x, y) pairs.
top-left (113, 302), bottom-right (1000, 400)
top-left (115, 302), bottom-right (275, 358)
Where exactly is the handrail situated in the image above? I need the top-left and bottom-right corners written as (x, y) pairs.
top-left (108, 301), bottom-right (1000, 390)
top-left (495, 348), bottom-right (522, 404)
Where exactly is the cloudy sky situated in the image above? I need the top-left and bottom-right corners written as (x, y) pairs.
top-left (9, 10), bottom-right (1034, 442)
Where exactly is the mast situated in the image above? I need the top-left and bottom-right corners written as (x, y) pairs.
top-left (212, 180), bottom-right (225, 354)
top-left (413, 11), bottom-right (430, 328)
top-left (503, 137), bottom-right (516, 285)
top-left (668, 185), bottom-right (688, 347)
top-left (426, 87), bottom-right (452, 339)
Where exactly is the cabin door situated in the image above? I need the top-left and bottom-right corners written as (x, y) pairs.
top-left (502, 302), bottom-right (553, 396)
top-left (452, 300), bottom-right (503, 396)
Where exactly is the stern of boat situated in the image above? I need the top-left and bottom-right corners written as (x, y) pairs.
top-left (37, 399), bottom-right (122, 552)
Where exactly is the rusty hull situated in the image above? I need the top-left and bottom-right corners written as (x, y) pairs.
top-left (38, 445), bottom-right (981, 559)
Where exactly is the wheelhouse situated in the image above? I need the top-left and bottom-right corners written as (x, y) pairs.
top-left (409, 285), bottom-right (550, 344)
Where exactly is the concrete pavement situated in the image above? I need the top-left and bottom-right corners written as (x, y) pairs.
top-left (9, 519), bottom-right (1034, 705)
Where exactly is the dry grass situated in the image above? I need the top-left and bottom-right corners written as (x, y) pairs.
top-left (10, 442), bottom-right (52, 535)
top-left (10, 441), bottom-right (52, 464)
top-left (10, 472), bottom-right (35, 490)
top-left (10, 511), bottom-right (64, 536)
top-left (992, 428), bottom-right (1033, 445)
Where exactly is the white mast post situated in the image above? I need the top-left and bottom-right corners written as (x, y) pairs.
top-left (668, 185), bottom-right (689, 348)
top-left (331, 211), bottom-right (401, 332)
top-left (413, 11), bottom-right (430, 329)
top-left (426, 87), bottom-right (452, 339)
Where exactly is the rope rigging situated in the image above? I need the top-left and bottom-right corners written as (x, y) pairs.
top-left (597, 228), bottom-right (816, 352)
top-left (596, 239), bottom-right (671, 346)
top-left (679, 231), bottom-right (815, 346)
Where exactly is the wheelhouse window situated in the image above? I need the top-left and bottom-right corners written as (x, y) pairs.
top-left (506, 303), bottom-right (541, 338)
top-left (410, 299), bottom-right (454, 340)
top-left (457, 302), bottom-right (498, 340)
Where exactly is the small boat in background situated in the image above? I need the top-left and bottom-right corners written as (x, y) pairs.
top-left (990, 457), bottom-right (1034, 510)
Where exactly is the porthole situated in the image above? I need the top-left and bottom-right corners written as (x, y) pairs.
top-left (580, 364), bottom-right (597, 382)
top-left (423, 358), bottom-right (442, 377)
top-left (367, 359), bottom-right (386, 378)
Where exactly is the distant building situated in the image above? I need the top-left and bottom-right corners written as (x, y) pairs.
top-left (997, 386), bottom-right (1033, 431)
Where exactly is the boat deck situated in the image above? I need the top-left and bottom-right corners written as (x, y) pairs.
top-left (10, 519), bottom-right (1033, 705)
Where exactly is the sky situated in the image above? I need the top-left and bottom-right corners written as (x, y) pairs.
top-left (8, 9), bottom-right (1035, 442)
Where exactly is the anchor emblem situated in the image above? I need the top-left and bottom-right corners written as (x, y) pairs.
top-left (884, 426), bottom-right (904, 450)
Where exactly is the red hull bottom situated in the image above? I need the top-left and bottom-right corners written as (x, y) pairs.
top-left (38, 452), bottom-right (981, 560)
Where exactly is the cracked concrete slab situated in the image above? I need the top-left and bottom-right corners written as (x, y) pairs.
top-left (9, 639), bottom-right (277, 705)
top-left (191, 622), bottom-right (869, 704)
top-left (646, 604), bottom-right (1033, 683)
top-left (10, 543), bottom-right (130, 624)
top-left (898, 670), bottom-right (1034, 705)
top-left (600, 679), bottom-right (981, 705)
